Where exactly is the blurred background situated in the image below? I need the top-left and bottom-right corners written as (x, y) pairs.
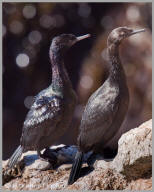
top-left (3, 2), bottom-right (152, 160)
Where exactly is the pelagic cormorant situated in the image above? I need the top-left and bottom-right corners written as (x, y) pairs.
top-left (7, 33), bottom-right (91, 169)
top-left (68, 27), bottom-right (145, 185)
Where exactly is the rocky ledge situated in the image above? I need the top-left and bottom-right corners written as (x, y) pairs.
top-left (2, 119), bottom-right (152, 190)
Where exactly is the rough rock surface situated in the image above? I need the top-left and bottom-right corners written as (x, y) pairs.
top-left (2, 119), bottom-right (152, 190)
top-left (94, 119), bottom-right (152, 180)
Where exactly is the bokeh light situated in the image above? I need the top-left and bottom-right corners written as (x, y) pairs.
top-left (78, 3), bottom-right (91, 18)
top-left (79, 75), bottom-right (93, 90)
top-left (28, 30), bottom-right (42, 45)
top-left (23, 5), bottom-right (36, 19)
top-left (24, 96), bottom-right (35, 109)
top-left (101, 16), bottom-right (114, 30)
top-left (16, 53), bottom-right (30, 68)
top-left (126, 5), bottom-right (140, 22)
top-left (39, 14), bottom-right (56, 28)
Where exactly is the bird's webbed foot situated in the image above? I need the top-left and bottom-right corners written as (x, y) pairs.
top-left (37, 148), bottom-right (57, 170)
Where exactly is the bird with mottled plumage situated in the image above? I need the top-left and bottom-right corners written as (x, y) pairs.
top-left (7, 33), bottom-right (91, 169)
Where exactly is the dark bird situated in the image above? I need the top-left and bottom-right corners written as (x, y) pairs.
top-left (7, 33), bottom-right (91, 169)
top-left (68, 27), bottom-right (145, 185)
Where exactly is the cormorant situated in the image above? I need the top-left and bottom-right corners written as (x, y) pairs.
top-left (68, 27), bottom-right (145, 185)
top-left (7, 33), bottom-right (91, 169)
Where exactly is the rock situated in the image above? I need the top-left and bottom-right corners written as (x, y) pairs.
top-left (93, 119), bottom-right (152, 180)
top-left (111, 119), bottom-right (152, 180)
top-left (2, 144), bottom-right (92, 185)
top-left (2, 119), bottom-right (152, 190)
top-left (66, 168), bottom-right (127, 190)
top-left (69, 119), bottom-right (152, 190)
top-left (126, 178), bottom-right (152, 190)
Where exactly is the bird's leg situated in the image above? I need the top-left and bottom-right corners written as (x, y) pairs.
top-left (37, 149), bottom-right (57, 169)
top-left (43, 147), bottom-right (57, 164)
top-left (36, 150), bottom-right (51, 170)
top-left (16, 164), bottom-right (22, 176)
top-left (87, 152), bottom-right (101, 167)
top-left (43, 147), bottom-right (50, 155)
top-left (37, 149), bottom-right (51, 162)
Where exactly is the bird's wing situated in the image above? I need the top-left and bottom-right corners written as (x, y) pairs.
top-left (81, 94), bottom-right (119, 131)
top-left (78, 85), bottom-right (120, 148)
top-left (22, 94), bottom-right (63, 136)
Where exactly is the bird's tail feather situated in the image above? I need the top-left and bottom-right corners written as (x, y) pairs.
top-left (68, 151), bottom-right (83, 185)
top-left (7, 145), bottom-right (23, 169)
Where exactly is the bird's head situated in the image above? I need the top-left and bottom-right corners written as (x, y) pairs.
top-left (107, 27), bottom-right (145, 46)
top-left (50, 33), bottom-right (91, 54)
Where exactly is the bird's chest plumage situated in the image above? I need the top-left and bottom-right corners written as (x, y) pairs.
top-left (60, 89), bottom-right (77, 127)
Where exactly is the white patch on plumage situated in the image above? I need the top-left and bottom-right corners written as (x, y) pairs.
top-left (23, 85), bottom-right (62, 128)
top-left (43, 87), bottom-right (57, 97)
top-left (55, 100), bottom-right (58, 107)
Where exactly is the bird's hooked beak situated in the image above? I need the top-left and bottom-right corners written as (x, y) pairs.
top-left (76, 34), bottom-right (91, 42)
top-left (129, 28), bottom-right (146, 36)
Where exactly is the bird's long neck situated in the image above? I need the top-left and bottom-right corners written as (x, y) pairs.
top-left (50, 50), bottom-right (72, 93)
top-left (107, 43), bottom-right (126, 84)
